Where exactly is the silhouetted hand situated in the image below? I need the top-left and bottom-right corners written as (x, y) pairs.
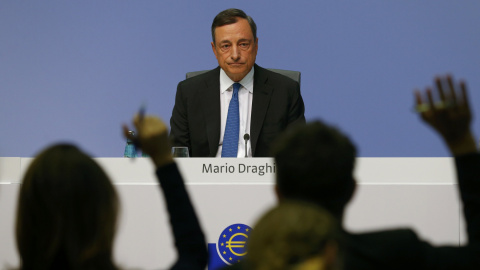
top-left (415, 75), bottom-right (476, 155)
top-left (123, 115), bottom-right (174, 167)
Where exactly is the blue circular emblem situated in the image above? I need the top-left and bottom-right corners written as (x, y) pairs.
top-left (217, 223), bottom-right (253, 265)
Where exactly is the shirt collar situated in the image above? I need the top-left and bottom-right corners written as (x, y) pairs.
top-left (220, 67), bottom-right (254, 93)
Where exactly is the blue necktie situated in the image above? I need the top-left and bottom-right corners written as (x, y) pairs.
top-left (222, 83), bottom-right (241, 157)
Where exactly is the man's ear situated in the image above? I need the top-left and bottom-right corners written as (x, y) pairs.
top-left (211, 42), bottom-right (218, 59)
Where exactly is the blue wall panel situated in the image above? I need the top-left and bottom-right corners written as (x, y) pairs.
top-left (1, 1), bottom-right (479, 157)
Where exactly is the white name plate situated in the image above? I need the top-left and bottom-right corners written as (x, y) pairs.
top-left (7, 157), bottom-right (455, 185)
top-left (176, 158), bottom-right (276, 184)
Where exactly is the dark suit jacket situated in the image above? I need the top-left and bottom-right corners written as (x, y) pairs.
top-left (170, 64), bottom-right (305, 157)
top-left (222, 153), bottom-right (480, 270)
top-left (342, 153), bottom-right (480, 270)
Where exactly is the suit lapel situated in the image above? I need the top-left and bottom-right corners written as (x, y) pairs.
top-left (201, 67), bottom-right (221, 156)
top-left (250, 65), bottom-right (273, 156)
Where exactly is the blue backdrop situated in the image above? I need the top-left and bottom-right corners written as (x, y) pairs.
top-left (1, 1), bottom-right (479, 157)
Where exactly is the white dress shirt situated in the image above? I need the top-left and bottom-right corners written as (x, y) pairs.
top-left (215, 68), bottom-right (254, 158)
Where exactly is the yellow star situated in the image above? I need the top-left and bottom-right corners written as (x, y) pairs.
top-left (229, 228), bottom-right (232, 232)
top-left (221, 243), bottom-right (224, 246)
top-left (223, 234), bottom-right (226, 238)
top-left (229, 257), bottom-right (232, 261)
top-left (237, 226), bottom-right (240, 230)
top-left (223, 251), bottom-right (226, 254)
top-left (246, 228), bottom-right (249, 232)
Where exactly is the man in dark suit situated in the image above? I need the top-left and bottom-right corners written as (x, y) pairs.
top-left (170, 8), bottom-right (305, 157)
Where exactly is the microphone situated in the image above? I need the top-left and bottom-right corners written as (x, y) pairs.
top-left (243, 133), bottom-right (250, 158)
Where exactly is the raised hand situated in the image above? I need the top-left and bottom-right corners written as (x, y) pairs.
top-left (415, 75), bottom-right (476, 155)
top-left (123, 115), bottom-right (173, 167)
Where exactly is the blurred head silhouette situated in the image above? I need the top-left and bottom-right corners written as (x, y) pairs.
top-left (272, 120), bottom-right (357, 223)
top-left (246, 200), bottom-right (341, 270)
top-left (15, 144), bottom-right (119, 270)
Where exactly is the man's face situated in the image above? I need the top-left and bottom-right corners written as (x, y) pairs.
top-left (211, 18), bottom-right (258, 82)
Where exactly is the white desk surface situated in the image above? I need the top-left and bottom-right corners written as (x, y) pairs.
top-left (0, 157), bottom-right (464, 269)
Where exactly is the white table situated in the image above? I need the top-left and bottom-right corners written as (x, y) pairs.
top-left (0, 157), bottom-right (464, 269)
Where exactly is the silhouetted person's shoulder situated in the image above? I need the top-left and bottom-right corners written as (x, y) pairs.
top-left (344, 229), bottom-right (424, 270)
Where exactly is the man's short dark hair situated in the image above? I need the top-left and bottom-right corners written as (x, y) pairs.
top-left (271, 120), bottom-right (357, 218)
top-left (211, 8), bottom-right (257, 44)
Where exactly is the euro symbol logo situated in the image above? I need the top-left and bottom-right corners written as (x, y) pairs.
top-left (217, 223), bottom-right (253, 265)
top-left (226, 233), bottom-right (248, 256)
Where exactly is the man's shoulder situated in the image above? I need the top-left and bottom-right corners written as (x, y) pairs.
top-left (254, 64), bottom-right (300, 89)
top-left (186, 67), bottom-right (219, 79)
top-left (344, 228), bottom-right (425, 269)
top-left (178, 67), bottom-right (220, 88)
top-left (347, 228), bottom-right (419, 245)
